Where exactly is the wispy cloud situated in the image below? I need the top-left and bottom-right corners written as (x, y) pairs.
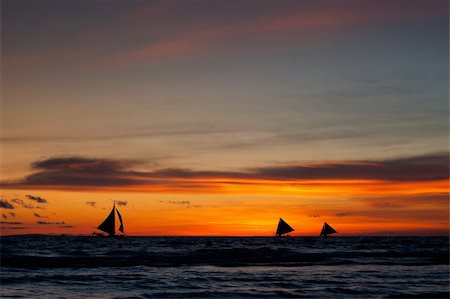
top-left (116, 200), bottom-right (127, 206)
top-left (26, 194), bottom-right (48, 203)
top-left (160, 200), bottom-right (191, 205)
top-left (335, 212), bottom-right (352, 217)
top-left (0, 199), bottom-right (14, 209)
top-left (33, 213), bottom-right (48, 219)
top-left (0, 226), bottom-right (29, 230)
top-left (359, 193), bottom-right (449, 208)
top-left (37, 221), bottom-right (65, 225)
top-left (86, 201), bottom-right (97, 207)
top-left (5, 1), bottom-right (445, 68)
top-left (0, 221), bottom-right (23, 225)
top-left (10, 198), bottom-right (42, 209)
top-left (159, 200), bottom-right (206, 208)
top-left (90, 1), bottom-right (445, 68)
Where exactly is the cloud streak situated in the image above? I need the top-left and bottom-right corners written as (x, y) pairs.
top-left (89, 0), bottom-right (446, 68)
top-left (0, 200), bottom-right (14, 209)
top-left (10, 198), bottom-right (43, 209)
top-left (5, 0), bottom-right (445, 68)
top-left (335, 212), bottom-right (352, 217)
top-left (0, 226), bottom-right (29, 230)
top-left (0, 221), bottom-right (23, 225)
top-left (161, 200), bottom-right (191, 205)
top-left (26, 194), bottom-right (48, 203)
top-left (37, 221), bottom-right (66, 225)
top-left (1, 153), bottom-right (448, 195)
top-left (33, 213), bottom-right (48, 219)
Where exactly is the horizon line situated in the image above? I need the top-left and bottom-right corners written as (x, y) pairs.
top-left (1, 233), bottom-right (448, 238)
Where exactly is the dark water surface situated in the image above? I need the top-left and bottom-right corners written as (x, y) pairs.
top-left (1, 236), bottom-right (448, 298)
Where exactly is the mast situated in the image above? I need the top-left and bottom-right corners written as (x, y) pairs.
top-left (275, 218), bottom-right (294, 236)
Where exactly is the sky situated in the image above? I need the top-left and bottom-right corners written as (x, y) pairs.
top-left (0, 0), bottom-right (448, 236)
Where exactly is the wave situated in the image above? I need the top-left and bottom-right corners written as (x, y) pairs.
top-left (387, 292), bottom-right (450, 298)
top-left (2, 248), bottom-right (448, 269)
top-left (1, 236), bottom-right (448, 269)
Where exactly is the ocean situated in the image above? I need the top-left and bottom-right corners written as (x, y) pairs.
top-left (1, 236), bottom-right (448, 298)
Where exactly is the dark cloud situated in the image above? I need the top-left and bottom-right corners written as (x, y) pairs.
top-left (33, 213), bottom-right (47, 218)
top-left (116, 200), bottom-right (127, 206)
top-left (251, 153), bottom-right (449, 182)
top-left (187, 205), bottom-right (203, 208)
top-left (10, 198), bottom-right (41, 209)
top-left (160, 200), bottom-right (206, 208)
top-left (24, 157), bottom-right (138, 186)
top-left (1, 226), bottom-right (29, 230)
top-left (31, 156), bottom-right (135, 172)
top-left (371, 201), bottom-right (405, 208)
top-left (2, 213), bottom-right (7, 219)
top-left (308, 214), bottom-right (321, 218)
top-left (1, 153), bottom-right (447, 191)
top-left (0, 221), bottom-right (23, 224)
top-left (58, 225), bottom-right (74, 228)
top-left (359, 193), bottom-right (449, 206)
top-left (37, 221), bottom-right (65, 225)
top-left (147, 168), bottom-right (239, 179)
top-left (161, 200), bottom-right (191, 205)
top-left (86, 201), bottom-right (97, 207)
top-left (26, 194), bottom-right (47, 203)
top-left (0, 199), bottom-right (14, 209)
top-left (335, 212), bottom-right (351, 217)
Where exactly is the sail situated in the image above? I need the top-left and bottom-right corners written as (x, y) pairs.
top-left (117, 208), bottom-right (124, 233)
top-left (97, 205), bottom-right (115, 235)
top-left (276, 218), bottom-right (294, 236)
top-left (320, 222), bottom-right (337, 236)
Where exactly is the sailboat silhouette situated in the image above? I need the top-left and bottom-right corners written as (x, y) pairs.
top-left (95, 202), bottom-right (124, 237)
top-left (320, 222), bottom-right (336, 237)
top-left (275, 218), bottom-right (294, 237)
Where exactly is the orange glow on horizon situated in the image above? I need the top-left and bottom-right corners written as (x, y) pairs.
top-left (1, 177), bottom-right (448, 237)
top-left (7, 178), bottom-right (448, 196)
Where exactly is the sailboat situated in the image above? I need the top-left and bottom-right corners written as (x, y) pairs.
top-left (320, 222), bottom-right (336, 237)
top-left (275, 218), bottom-right (294, 237)
top-left (95, 202), bottom-right (124, 237)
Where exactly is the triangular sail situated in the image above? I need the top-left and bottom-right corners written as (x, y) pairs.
top-left (320, 222), bottom-right (337, 236)
top-left (97, 205), bottom-right (115, 235)
top-left (117, 208), bottom-right (124, 233)
top-left (276, 218), bottom-right (294, 236)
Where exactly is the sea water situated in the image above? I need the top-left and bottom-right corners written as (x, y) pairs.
top-left (1, 236), bottom-right (448, 298)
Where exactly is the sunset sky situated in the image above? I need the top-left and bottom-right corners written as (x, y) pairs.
top-left (1, 0), bottom-right (448, 236)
